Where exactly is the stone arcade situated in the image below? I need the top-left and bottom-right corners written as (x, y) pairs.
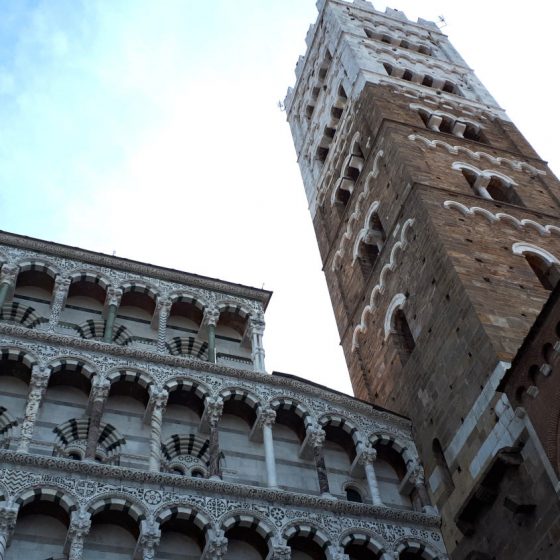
top-left (285, 0), bottom-right (560, 558)
top-left (0, 231), bottom-right (444, 559)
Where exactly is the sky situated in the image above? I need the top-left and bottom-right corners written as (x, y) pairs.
top-left (1, 0), bottom-right (559, 395)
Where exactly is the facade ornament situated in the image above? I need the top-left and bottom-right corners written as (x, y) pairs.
top-left (259, 407), bottom-right (276, 428)
top-left (205, 396), bottom-right (224, 429)
top-left (202, 305), bottom-right (220, 328)
top-left (155, 298), bottom-right (172, 352)
top-left (17, 364), bottom-right (51, 453)
top-left (47, 276), bottom-right (71, 330)
top-left (248, 313), bottom-right (266, 372)
top-left (202, 305), bottom-right (220, 363)
top-left (85, 376), bottom-right (111, 459)
top-left (308, 424), bottom-right (326, 449)
top-left (0, 503), bottom-right (18, 558)
top-left (202, 529), bottom-right (228, 559)
top-left (148, 386), bottom-right (169, 473)
top-left (328, 546), bottom-right (350, 560)
top-left (105, 287), bottom-right (123, 308)
top-left (204, 396), bottom-right (224, 479)
top-left (359, 444), bottom-right (377, 465)
top-left (66, 509), bottom-right (92, 560)
top-left (135, 519), bottom-right (161, 560)
top-left (272, 545), bottom-right (292, 560)
top-left (0, 263), bottom-right (19, 309)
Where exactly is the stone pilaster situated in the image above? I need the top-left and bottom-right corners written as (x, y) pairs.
top-left (201, 528), bottom-right (228, 559)
top-left (155, 298), bottom-right (172, 353)
top-left (84, 376), bottom-right (110, 460)
top-left (0, 504), bottom-right (18, 560)
top-left (359, 445), bottom-right (383, 506)
top-left (147, 386), bottom-right (168, 473)
top-left (134, 519), bottom-right (161, 560)
top-left (205, 396), bottom-right (224, 479)
top-left (248, 314), bottom-right (266, 372)
top-left (0, 265), bottom-right (18, 310)
top-left (17, 365), bottom-right (51, 453)
top-left (308, 424), bottom-right (330, 496)
top-left (260, 408), bottom-right (278, 488)
top-left (47, 276), bottom-right (71, 331)
top-left (65, 510), bottom-right (91, 560)
top-left (201, 305), bottom-right (220, 363)
top-left (103, 287), bottom-right (122, 343)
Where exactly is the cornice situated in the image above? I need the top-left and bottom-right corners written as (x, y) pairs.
top-left (0, 450), bottom-right (440, 528)
top-left (0, 323), bottom-right (411, 431)
top-left (0, 231), bottom-right (272, 307)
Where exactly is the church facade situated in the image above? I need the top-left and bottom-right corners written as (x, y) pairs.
top-left (0, 230), bottom-right (444, 559)
top-left (285, 0), bottom-right (560, 558)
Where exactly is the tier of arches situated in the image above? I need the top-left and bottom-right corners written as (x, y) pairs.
top-left (0, 348), bottom-right (427, 511)
top-left (0, 258), bottom-right (264, 369)
top-left (0, 486), bottom-right (445, 560)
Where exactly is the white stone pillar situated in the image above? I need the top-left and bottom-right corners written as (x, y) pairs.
top-left (65, 510), bottom-right (91, 560)
top-left (248, 314), bottom-right (266, 372)
top-left (47, 276), bottom-right (71, 331)
top-left (0, 264), bottom-right (18, 310)
top-left (103, 287), bottom-right (123, 343)
top-left (359, 445), bottom-right (383, 506)
top-left (201, 528), bottom-right (228, 559)
top-left (201, 305), bottom-right (220, 363)
top-left (17, 365), bottom-right (51, 453)
top-left (260, 408), bottom-right (278, 488)
top-left (134, 519), bottom-right (161, 560)
top-left (452, 121), bottom-right (467, 137)
top-left (0, 504), bottom-right (18, 560)
top-left (147, 386), bottom-right (168, 473)
top-left (84, 377), bottom-right (110, 460)
top-left (155, 298), bottom-right (172, 353)
top-left (474, 176), bottom-right (492, 200)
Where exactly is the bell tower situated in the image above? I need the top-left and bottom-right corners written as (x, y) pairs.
top-left (286, 0), bottom-right (560, 557)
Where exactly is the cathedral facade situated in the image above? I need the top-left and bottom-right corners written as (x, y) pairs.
top-left (0, 230), bottom-right (444, 559)
top-left (285, 1), bottom-right (560, 558)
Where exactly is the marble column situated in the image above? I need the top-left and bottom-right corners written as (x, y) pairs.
top-left (0, 265), bottom-right (18, 310)
top-left (260, 408), bottom-right (278, 488)
top-left (65, 510), bottom-right (91, 560)
top-left (201, 529), bottom-right (228, 559)
top-left (103, 287), bottom-right (122, 343)
top-left (134, 519), bottom-right (161, 560)
top-left (47, 276), bottom-right (71, 331)
top-left (248, 314), bottom-right (266, 372)
top-left (473, 176), bottom-right (492, 200)
top-left (202, 306), bottom-right (220, 363)
top-left (308, 424), bottom-right (330, 496)
top-left (148, 386), bottom-right (168, 473)
top-left (17, 365), bottom-right (51, 453)
top-left (0, 504), bottom-right (18, 560)
top-left (359, 445), bottom-right (383, 506)
top-left (156, 298), bottom-right (172, 353)
top-left (205, 396), bottom-right (224, 479)
top-left (409, 464), bottom-right (432, 513)
top-left (84, 377), bottom-right (110, 461)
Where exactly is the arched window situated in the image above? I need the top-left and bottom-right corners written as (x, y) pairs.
top-left (512, 244), bottom-right (560, 291)
top-left (356, 209), bottom-right (385, 278)
top-left (525, 252), bottom-right (560, 290)
top-left (390, 308), bottom-right (415, 367)
top-left (460, 167), bottom-right (523, 206)
top-left (345, 485), bottom-right (363, 503)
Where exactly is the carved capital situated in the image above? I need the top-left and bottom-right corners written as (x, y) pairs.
top-left (409, 463), bottom-right (425, 486)
top-left (0, 264), bottom-right (18, 287)
top-left (0, 504), bottom-right (18, 536)
top-left (359, 445), bottom-right (377, 466)
top-left (30, 364), bottom-right (51, 391)
top-left (308, 424), bottom-right (326, 449)
top-left (156, 297), bottom-right (172, 318)
top-left (202, 305), bottom-right (220, 328)
top-left (68, 509), bottom-right (91, 540)
top-left (248, 314), bottom-right (266, 336)
top-left (105, 287), bottom-right (123, 308)
top-left (91, 376), bottom-right (110, 399)
top-left (203, 529), bottom-right (228, 559)
top-left (259, 408), bottom-right (276, 428)
top-left (54, 275), bottom-right (71, 293)
top-left (138, 519), bottom-right (161, 558)
top-left (272, 545), bottom-right (292, 560)
top-left (205, 396), bottom-right (224, 428)
top-left (149, 386), bottom-right (169, 412)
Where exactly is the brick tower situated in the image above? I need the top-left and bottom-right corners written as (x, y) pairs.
top-left (286, 1), bottom-right (560, 558)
